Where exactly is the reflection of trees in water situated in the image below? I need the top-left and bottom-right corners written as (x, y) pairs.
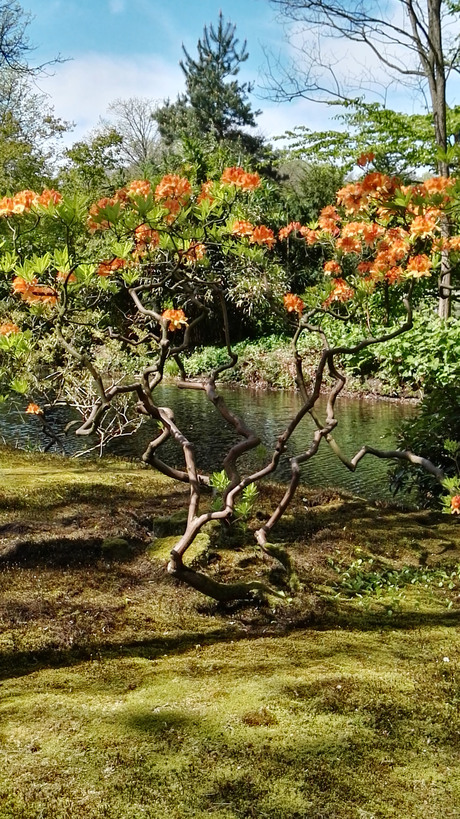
top-left (0, 387), bottom-right (415, 499)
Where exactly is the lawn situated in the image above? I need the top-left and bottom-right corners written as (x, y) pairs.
top-left (0, 447), bottom-right (459, 818)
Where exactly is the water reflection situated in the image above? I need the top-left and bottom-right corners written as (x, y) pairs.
top-left (0, 385), bottom-right (416, 499)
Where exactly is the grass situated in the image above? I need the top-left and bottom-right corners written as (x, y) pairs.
top-left (1, 446), bottom-right (460, 818)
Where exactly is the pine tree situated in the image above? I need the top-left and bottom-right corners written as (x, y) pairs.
top-left (155, 13), bottom-right (260, 146)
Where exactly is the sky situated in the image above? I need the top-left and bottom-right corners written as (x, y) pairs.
top-left (20, 0), bottom-right (455, 149)
top-left (22, 0), bottom-right (329, 145)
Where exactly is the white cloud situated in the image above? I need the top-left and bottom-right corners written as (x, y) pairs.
top-left (35, 53), bottom-right (184, 143)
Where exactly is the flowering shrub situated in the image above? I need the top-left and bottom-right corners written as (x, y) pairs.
top-left (0, 166), bottom-right (458, 601)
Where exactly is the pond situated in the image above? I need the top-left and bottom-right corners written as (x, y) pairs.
top-left (0, 385), bottom-right (416, 500)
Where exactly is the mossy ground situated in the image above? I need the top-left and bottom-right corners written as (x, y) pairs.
top-left (1, 446), bottom-right (460, 818)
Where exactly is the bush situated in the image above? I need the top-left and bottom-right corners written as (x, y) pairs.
top-left (390, 385), bottom-right (460, 506)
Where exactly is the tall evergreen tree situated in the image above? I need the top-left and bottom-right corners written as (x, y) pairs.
top-left (155, 13), bottom-right (261, 147)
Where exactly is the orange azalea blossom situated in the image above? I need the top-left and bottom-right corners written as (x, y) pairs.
top-left (448, 236), bottom-right (460, 252)
top-left (25, 402), bottom-right (43, 415)
top-left (134, 224), bottom-right (160, 247)
top-left (421, 177), bottom-right (455, 195)
top-left (361, 172), bottom-right (399, 197)
top-left (12, 277), bottom-right (58, 305)
top-left (299, 226), bottom-right (319, 245)
top-left (220, 167), bottom-right (260, 191)
top-left (0, 321), bottom-right (19, 335)
top-left (336, 234), bottom-right (362, 254)
top-left (162, 308), bottom-right (188, 331)
top-left (357, 151), bottom-right (375, 167)
top-left (0, 190), bottom-right (39, 216)
top-left (385, 266), bottom-right (405, 285)
top-left (97, 258), bottom-right (127, 277)
top-left (336, 182), bottom-right (365, 213)
top-left (155, 175), bottom-right (191, 204)
top-left (278, 221), bottom-right (301, 240)
top-left (323, 260), bottom-right (342, 276)
top-left (362, 223), bottom-right (385, 246)
top-left (87, 194), bottom-right (125, 232)
top-left (232, 220), bottom-right (255, 237)
top-left (357, 261), bottom-right (373, 275)
top-left (180, 242), bottom-right (206, 263)
top-left (406, 254), bottom-right (432, 278)
top-left (249, 225), bottom-right (276, 249)
top-left (283, 293), bottom-right (305, 314)
top-left (323, 278), bottom-right (355, 307)
top-left (450, 495), bottom-right (460, 514)
top-left (37, 189), bottom-right (62, 207)
top-left (318, 205), bottom-right (341, 233)
top-left (128, 179), bottom-right (152, 197)
top-left (197, 180), bottom-right (215, 204)
top-left (409, 214), bottom-right (438, 238)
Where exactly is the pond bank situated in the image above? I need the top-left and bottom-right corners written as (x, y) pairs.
top-left (174, 336), bottom-right (421, 402)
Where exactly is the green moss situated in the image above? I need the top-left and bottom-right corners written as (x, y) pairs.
top-left (0, 447), bottom-right (460, 818)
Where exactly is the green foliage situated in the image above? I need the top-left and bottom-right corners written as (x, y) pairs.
top-left (390, 385), bottom-right (460, 505)
top-left (330, 555), bottom-right (460, 605)
top-left (325, 313), bottom-right (460, 392)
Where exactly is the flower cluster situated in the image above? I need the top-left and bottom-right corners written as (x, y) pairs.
top-left (179, 242), bottom-right (207, 264)
top-left (0, 321), bottom-right (19, 335)
top-left (97, 258), bottom-right (127, 277)
top-left (451, 495), bottom-right (460, 515)
top-left (221, 167), bottom-right (260, 191)
top-left (231, 220), bottom-right (275, 248)
top-left (323, 279), bottom-right (355, 308)
top-left (161, 308), bottom-right (188, 331)
top-left (283, 293), bottom-right (305, 315)
top-left (12, 277), bottom-right (58, 306)
top-left (25, 403), bottom-right (43, 415)
top-left (155, 175), bottom-right (192, 222)
top-left (0, 189), bottom-right (62, 217)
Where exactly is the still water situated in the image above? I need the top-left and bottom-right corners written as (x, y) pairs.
top-left (0, 385), bottom-right (416, 500)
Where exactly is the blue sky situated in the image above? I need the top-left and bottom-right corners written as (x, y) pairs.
top-left (22, 0), bottom-right (451, 148)
top-left (21, 0), bottom-right (339, 144)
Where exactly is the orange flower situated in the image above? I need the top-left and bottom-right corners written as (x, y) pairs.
top-left (0, 321), bottom-right (19, 335)
top-left (357, 261), bottom-right (373, 275)
top-left (220, 167), bottom-right (260, 191)
top-left (232, 220), bottom-right (254, 237)
top-left (421, 177), bottom-right (455, 195)
top-left (249, 225), bottom-right (276, 249)
top-left (197, 180), bottom-right (215, 204)
top-left (283, 293), bottom-right (305, 314)
top-left (323, 260), bottom-right (342, 276)
top-left (336, 182), bottom-right (365, 213)
top-left (385, 266), bottom-right (404, 285)
top-left (155, 175), bottom-right (191, 204)
top-left (357, 151), bottom-right (375, 167)
top-left (134, 224), bottom-right (160, 247)
top-left (180, 242), bottom-right (206, 263)
top-left (448, 236), bottom-right (460, 252)
top-left (97, 258), bottom-right (127, 277)
top-left (25, 403), bottom-right (43, 415)
top-left (162, 308), bottom-right (188, 331)
top-left (362, 223), bottom-right (385, 246)
top-left (278, 222), bottom-right (301, 240)
top-left (299, 226), bottom-right (319, 245)
top-left (12, 277), bottom-right (57, 305)
top-left (409, 214), bottom-right (438, 238)
top-left (318, 205), bottom-right (340, 233)
top-left (37, 189), bottom-right (63, 207)
top-left (451, 495), bottom-right (460, 514)
top-left (336, 235), bottom-right (362, 254)
top-left (406, 254), bottom-right (432, 278)
top-left (323, 278), bottom-right (355, 307)
top-left (128, 179), bottom-right (152, 197)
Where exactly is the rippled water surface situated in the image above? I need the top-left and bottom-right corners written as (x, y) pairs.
top-left (0, 385), bottom-right (416, 499)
